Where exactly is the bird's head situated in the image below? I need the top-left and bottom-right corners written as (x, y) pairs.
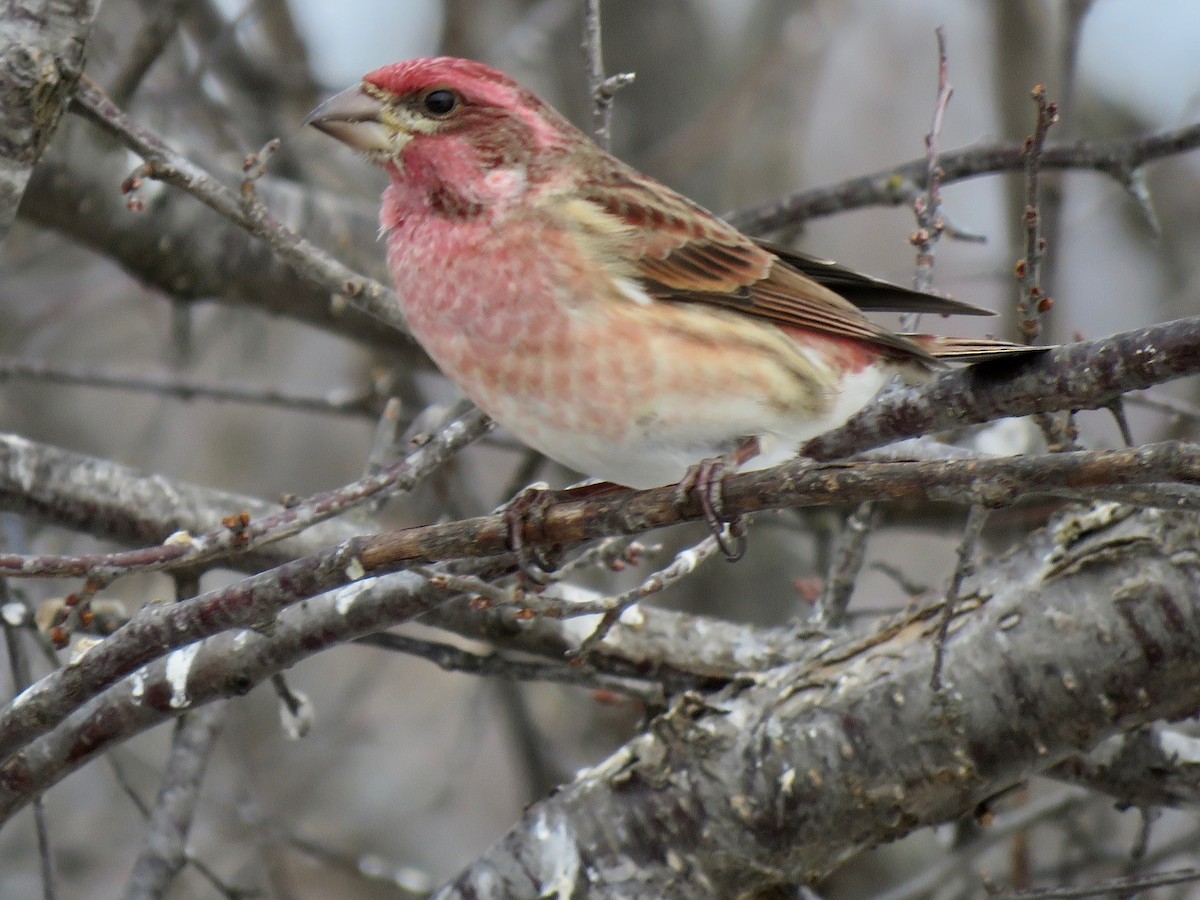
top-left (305, 57), bottom-right (586, 189)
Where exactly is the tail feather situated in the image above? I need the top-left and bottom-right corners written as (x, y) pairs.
top-left (757, 239), bottom-right (996, 317)
top-left (904, 334), bottom-right (1050, 363)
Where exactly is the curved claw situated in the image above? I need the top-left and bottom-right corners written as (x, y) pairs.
top-left (501, 484), bottom-right (562, 585)
top-left (714, 518), bottom-right (747, 562)
top-left (676, 442), bottom-right (757, 563)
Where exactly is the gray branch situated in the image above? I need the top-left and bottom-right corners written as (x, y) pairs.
top-left (0, 0), bottom-right (98, 242)
top-left (436, 506), bottom-right (1200, 896)
top-left (124, 704), bottom-right (227, 900)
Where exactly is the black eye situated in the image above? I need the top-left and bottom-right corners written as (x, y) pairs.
top-left (423, 89), bottom-right (458, 116)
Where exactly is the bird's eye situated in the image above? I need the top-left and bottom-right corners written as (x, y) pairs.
top-left (422, 89), bottom-right (459, 116)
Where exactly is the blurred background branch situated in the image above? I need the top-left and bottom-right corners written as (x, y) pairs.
top-left (4, 1), bottom-right (1200, 897)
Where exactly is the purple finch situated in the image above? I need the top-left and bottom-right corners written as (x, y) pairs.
top-left (306, 57), bottom-right (1026, 498)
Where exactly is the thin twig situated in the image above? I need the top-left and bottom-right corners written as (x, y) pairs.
top-left (1106, 398), bottom-right (1135, 447)
top-left (931, 504), bottom-right (988, 691)
top-left (1127, 389), bottom-right (1200, 424)
top-left (0, 400), bottom-right (489, 580)
top-left (820, 31), bottom-right (954, 630)
top-left (1, 582), bottom-right (56, 900)
top-left (908, 26), bottom-right (953, 308)
top-left (1016, 85), bottom-right (1060, 342)
top-left (574, 534), bottom-right (722, 656)
top-left (875, 790), bottom-right (1091, 900)
top-left (0, 357), bottom-right (383, 418)
top-left (69, 76), bottom-right (402, 333)
top-left (726, 120), bottom-right (1200, 235)
top-left (107, 0), bottom-right (190, 106)
top-left (815, 501), bottom-right (879, 627)
top-left (995, 866), bottom-right (1200, 899)
top-left (124, 706), bottom-right (227, 899)
top-left (582, 0), bottom-right (634, 151)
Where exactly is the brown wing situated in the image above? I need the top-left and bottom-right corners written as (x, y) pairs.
top-left (582, 167), bottom-right (966, 361)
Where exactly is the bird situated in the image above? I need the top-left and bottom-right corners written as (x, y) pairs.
top-left (305, 56), bottom-right (1033, 557)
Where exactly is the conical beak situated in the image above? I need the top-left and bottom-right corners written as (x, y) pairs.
top-left (304, 85), bottom-right (392, 154)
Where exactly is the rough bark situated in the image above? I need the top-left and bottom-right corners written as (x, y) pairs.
top-left (0, 0), bottom-right (98, 242)
top-left (437, 506), bottom-right (1200, 897)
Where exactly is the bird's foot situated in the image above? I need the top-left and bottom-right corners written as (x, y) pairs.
top-left (499, 482), bottom-right (561, 585)
top-left (675, 438), bottom-right (760, 562)
top-left (500, 479), bottom-right (626, 585)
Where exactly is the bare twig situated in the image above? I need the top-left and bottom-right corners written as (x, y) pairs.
top-left (995, 866), bottom-right (1200, 899)
top-left (1016, 85), bottom-right (1060, 342)
top-left (931, 504), bottom-right (988, 691)
top-left (69, 76), bottom-right (403, 333)
top-left (820, 32), bottom-right (955, 630)
top-left (875, 790), bottom-right (1092, 900)
top-left (1127, 390), bottom-right (1200, 425)
top-left (0, 401), bottom-right (489, 579)
top-left (365, 398), bottom-right (406, 472)
top-left (124, 705), bottom-right (227, 899)
top-left (1106, 398), bottom-right (1135, 447)
top-left (908, 26), bottom-right (953, 307)
top-left (726, 121), bottom-right (1200, 235)
top-left (574, 534), bottom-right (721, 656)
top-left (107, 0), bottom-right (190, 106)
top-left (281, 832), bottom-right (431, 895)
top-left (355, 631), bottom-right (659, 702)
top-left (581, 0), bottom-right (634, 151)
top-left (801, 317), bottom-right (1200, 461)
top-left (2, 582), bottom-right (56, 900)
top-left (815, 501), bottom-right (879, 627)
top-left (349, 444), bottom-right (1200, 592)
top-left (0, 356), bottom-right (384, 418)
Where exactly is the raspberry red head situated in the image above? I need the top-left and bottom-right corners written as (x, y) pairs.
top-left (362, 56), bottom-right (534, 114)
top-left (306, 56), bottom-right (585, 185)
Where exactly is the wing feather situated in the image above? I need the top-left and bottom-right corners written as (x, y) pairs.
top-left (578, 167), bottom-right (986, 362)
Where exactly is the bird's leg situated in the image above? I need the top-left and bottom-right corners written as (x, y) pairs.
top-left (501, 480), bottom-right (626, 584)
top-left (675, 437), bottom-right (761, 562)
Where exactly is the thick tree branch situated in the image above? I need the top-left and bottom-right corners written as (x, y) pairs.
top-left (803, 315), bottom-right (1200, 459)
top-left (0, 0), bottom-right (98, 242)
top-left (436, 506), bottom-right (1200, 896)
